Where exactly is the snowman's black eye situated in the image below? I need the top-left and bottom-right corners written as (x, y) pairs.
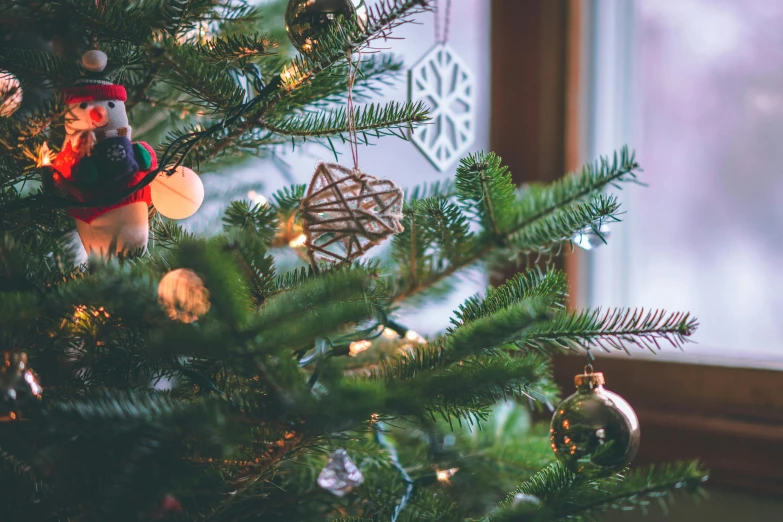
top-left (108, 102), bottom-right (115, 109)
top-left (79, 102), bottom-right (88, 109)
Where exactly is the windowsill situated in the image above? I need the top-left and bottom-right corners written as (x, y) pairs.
top-left (593, 347), bottom-right (783, 372)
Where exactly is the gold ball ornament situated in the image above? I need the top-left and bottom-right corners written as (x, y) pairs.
top-left (550, 372), bottom-right (640, 478)
top-left (158, 268), bottom-right (211, 323)
top-left (151, 166), bottom-right (205, 220)
top-left (0, 70), bottom-right (23, 117)
top-left (285, 0), bottom-right (359, 52)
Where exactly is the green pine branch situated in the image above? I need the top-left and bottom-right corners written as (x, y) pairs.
top-left (515, 147), bottom-right (640, 229)
top-left (417, 354), bottom-right (557, 428)
top-left (491, 461), bottom-right (708, 522)
top-left (198, 32), bottom-right (275, 65)
top-left (374, 298), bottom-right (550, 383)
top-left (222, 200), bottom-right (278, 241)
top-left (509, 194), bottom-right (620, 255)
top-left (456, 151), bottom-right (517, 235)
top-left (271, 183), bottom-right (306, 218)
top-left (451, 270), bottom-right (568, 331)
top-left (263, 101), bottom-right (429, 143)
top-left (524, 308), bottom-right (699, 353)
top-left (0, 48), bottom-right (81, 88)
top-left (156, 41), bottom-right (247, 109)
top-left (392, 150), bottom-right (632, 303)
top-left (391, 196), bottom-right (475, 295)
top-left (150, 218), bottom-right (195, 250)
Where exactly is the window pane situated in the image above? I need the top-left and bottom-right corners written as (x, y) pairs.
top-left (588, 0), bottom-right (783, 365)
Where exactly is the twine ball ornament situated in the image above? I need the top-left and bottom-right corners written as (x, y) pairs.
top-left (285, 0), bottom-right (358, 52)
top-left (158, 268), bottom-right (211, 323)
top-left (300, 163), bottom-right (404, 265)
top-left (550, 371), bottom-right (640, 478)
top-left (151, 166), bottom-right (205, 220)
top-left (0, 70), bottom-right (23, 117)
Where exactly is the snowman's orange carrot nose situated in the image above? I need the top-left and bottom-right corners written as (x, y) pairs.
top-left (89, 106), bottom-right (106, 123)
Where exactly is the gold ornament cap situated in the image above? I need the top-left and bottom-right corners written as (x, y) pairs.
top-left (574, 371), bottom-right (605, 389)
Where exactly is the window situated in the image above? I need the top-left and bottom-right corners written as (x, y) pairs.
top-left (581, 0), bottom-right (783, 368)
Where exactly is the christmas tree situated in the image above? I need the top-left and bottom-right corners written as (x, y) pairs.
top-left (0, 1), bottom-right (707, 520)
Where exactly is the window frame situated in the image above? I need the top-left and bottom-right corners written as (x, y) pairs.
top-left (491, 0), bottom-right (783, 496)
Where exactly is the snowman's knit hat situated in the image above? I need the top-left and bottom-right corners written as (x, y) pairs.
top-left (62, 50), bottom-right (127, 104)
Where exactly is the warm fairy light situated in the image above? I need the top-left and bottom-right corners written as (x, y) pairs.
top-left (370, 413), bottom-right (380, 423)
top-left (247, 190), bottom-right (268, 207)
top-left (177, 20), bottom-right (212, 44)
top-left (73, 304), bottom-right (110, 322)
top-left (562, 419), bottom-right (570, 430)
top-left (280, 63), bottom-right (309, 90)
top-left (24, 371), bottom-right (43, 397)
top-left (349, 340), bottom-right (372, 356)
top-left (436, 468), bottom-right (459, 483)
top-left (405, 330), bottom-right (425, 344)
top-left (289, 234), bottom-right (307, 248)
top-left (382, 328), bottom-right (398, 339)
top-left (36, 142), bottom-right (53, 167)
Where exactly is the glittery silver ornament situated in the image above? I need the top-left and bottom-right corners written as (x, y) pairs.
top-left (512, 493), bottom-right (541, 508)
top-left (550, 372), bottom-right (639, 478)
top-left (572, 223), bottom-right (611, 251)
top-left (317, 448), bottom-right (364, 496)
top-left (0, 351), bottom-right (43, 421)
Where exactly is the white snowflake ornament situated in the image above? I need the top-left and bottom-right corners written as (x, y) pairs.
top-left (408, 43), bottom-right (475, 172)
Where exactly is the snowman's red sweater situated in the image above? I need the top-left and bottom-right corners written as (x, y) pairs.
top-left (52, 137), bottom-right (155, 224)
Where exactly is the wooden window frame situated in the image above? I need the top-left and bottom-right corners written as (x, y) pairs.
top-left (491, 0), bottom-right (783, 496)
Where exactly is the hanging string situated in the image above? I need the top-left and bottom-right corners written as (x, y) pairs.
top-left (585, 348), bottom-right (594, 375)
top-left (92, 0), bottom-right (108, 49)
top-left (433, 0), bottom-right (452, 44)
top-left (346, 49), bottom-right (361, 171)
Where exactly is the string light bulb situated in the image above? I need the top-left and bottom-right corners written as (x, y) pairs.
top-left (349, 340), bottom-right (372, 356)
top-left (36, 142), bottom-right (53, 167)
top-left (289, 234), bottom-right (307, 248)
top-left (405, 330), bottom-right (425, 344)
top-left (247, 190), bottom-right (268, 207)
top-left (436, 468), bottom-right (459, 483)
top-left (382, 327), bottom-right (398, 339)
top-left (280, 63), bottom-right (309, 90)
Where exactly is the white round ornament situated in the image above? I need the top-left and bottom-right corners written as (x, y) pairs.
top-left (81, 50), bottom-right (108, 73)
top-left (151, 166), bottom-right (204, 219)
top-left (0, 70), bottom-right (23, 117)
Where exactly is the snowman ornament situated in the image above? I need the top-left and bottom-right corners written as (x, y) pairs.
top-left (51, 50), bottom-right (157, 256)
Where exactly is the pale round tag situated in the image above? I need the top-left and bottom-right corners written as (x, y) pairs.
top-left (151, 166), bottom-right (204, 220)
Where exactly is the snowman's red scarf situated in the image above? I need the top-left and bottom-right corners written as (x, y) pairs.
top-left (53, 126), bottom-right (154, 224)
